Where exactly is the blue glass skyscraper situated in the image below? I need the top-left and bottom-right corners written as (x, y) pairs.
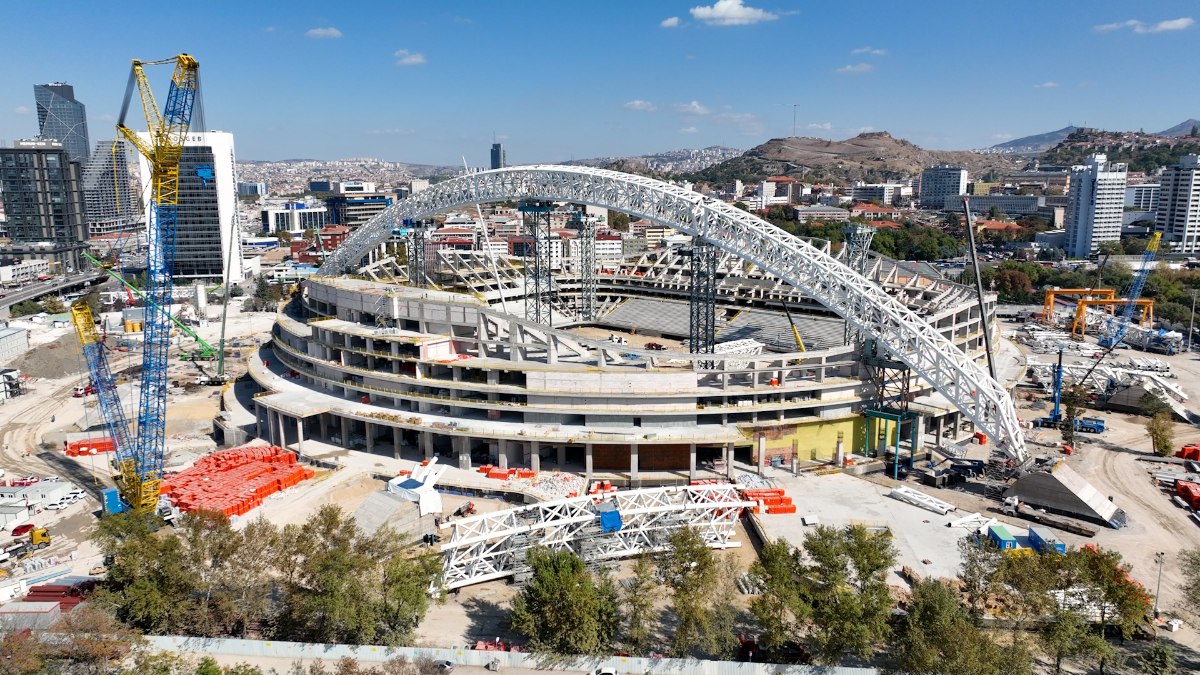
top-left (34, 82), bottom-right (90, 163)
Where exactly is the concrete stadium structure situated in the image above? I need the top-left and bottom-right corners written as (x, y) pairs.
top-left (247, 166), bottom-right (1008, 482)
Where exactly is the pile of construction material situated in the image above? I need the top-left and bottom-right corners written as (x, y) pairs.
top-left (743, 487), bottom-right (795, 514)
top-left (161, 445), bottom-right (315, 517)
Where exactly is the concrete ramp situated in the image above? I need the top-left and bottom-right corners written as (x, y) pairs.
top-left (353, 491), bottom-right (437, 540)
top-left (1006, 460), bottom-right (1126, 528)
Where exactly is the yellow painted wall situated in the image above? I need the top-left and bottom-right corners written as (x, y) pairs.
top-left (752, 416), bottom-right (867, 461)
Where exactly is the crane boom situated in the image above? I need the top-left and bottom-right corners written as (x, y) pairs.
top-left (70, 303), bottom-right (136, 460)
top-left (114, 54), bottom-right (199, 511)
top-left (1099, 233), bottom-right (1161, 349)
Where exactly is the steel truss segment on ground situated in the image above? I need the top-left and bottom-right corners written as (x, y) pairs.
top-left (318, 165), bottom-right (1026, 465)
top-left (437, 485), bottom-right (754, 590)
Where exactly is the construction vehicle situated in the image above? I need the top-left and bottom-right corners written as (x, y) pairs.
top-left (70, 302), bottom-right (136, 469)
top-left (3, 528), bottom-right (52, 559)
top-left (781, 299), bottom-right (807, 352)
top-left (100, 53), bottom-right (200, 512)
top-left (1031, 348), bottom-right (1106, 433)
top-left (1099, 233), bottom-right (1161, 349)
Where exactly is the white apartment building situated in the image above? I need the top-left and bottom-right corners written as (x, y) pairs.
top-left (920, 165), bottom-right (968, 209)
top-left (1156, 155), bottom-right (1200, 253)
top-left (137, 131), bottom-right (245, 281)
top-left (849, 182), bottom-right (910, 206)
top-left (1125, 183), bottom-right (1161, 211)
top-left (1064, 154), bottom-right (1127, 258)
top-left (0, 259), bottom-right (51, 285)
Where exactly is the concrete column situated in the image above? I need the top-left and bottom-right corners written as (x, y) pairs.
top-left (497, 440), bottom-right (509, 470)
top-left (489, 440), bottom-right (500, 465)
top-left (630, 443), bottom-right (639, 486)
top-left (421, 431), bottom-right (434, 460)
top-left (530, 442), bottom-right (540, 473)
top-left (913, 415), bottom-right (926, 457)
top-left (255, 407), bottom-right (263, 440)
top-left (340, 416), bottom-right (350, 449)
top-left (277, 412), bottom-right (288, 450)
top-left (295, 416), bottom-right (305, 456)
top-left (688, 443), bottom-right (697, 482)
top-left (725, 442), bottom-right (735, 479)
top-left (366, 422), bottom-right (375, 454)
top-left (454, 436), bottom-right (470, 470)
top-left (319, 413), bottom-right (330, 441)
top-left (756, 435), bottom-right (766, 476)
top-left (936, 416), bottom-right (945, 453)
top-left (835, 432), bottom-right (845, 467)
top-left (392, 426), bottom-right (402, 459)
top-left (585, 443), bottom-right (593, 486)
top-left (557, 444), bottom-right (566, 469)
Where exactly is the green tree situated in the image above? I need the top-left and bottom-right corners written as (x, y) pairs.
top-left (656, 527), bottom-right (718, 657)
top-left (1137, 641), bottom-right (1177, 675)
top-left (377, 552), bottom-right (442, 646)
top-left (1140, 392), bottom-right (1173, 419)
top-left (888, 579), bottom-right (1012, 675)
top-left (705, 555), bottom-right (743, 660)
top-left (958, 536), bottom-right (1002, 621)
top-left (1060, 384), bottom-right (1088, 447)
top-left (1146, 411), bottom-right (1175, 456)
top-left (274, 229), bottom-right (293, 243)
top-left (802, 524), bottom-right (896, 664)
top-left (41, 295), bottom-right (66, 314)
top-left (607, 210), bottom-right (630, 231)
top-left (1179, 548), bottom-right (1200, 611)
top-left (1074, 546), bottom-right (1152, 674)
top-left (9, 300), bottom-right (41, 317)
top-left (194, 657), bottom-right (223, 675)
top-left (749, 539), bottom-right (810, 651)
top-left (0, 628), bottom-right (46, 674)
top-left (622, 555), bottom-right (659, 655)
top-left (1040, 608), bottom-right (1112, 674)
top-left (508, 547), bottom-right (619, 655)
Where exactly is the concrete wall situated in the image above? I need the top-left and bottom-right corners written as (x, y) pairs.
top-left (756, 416), bottom-right (864, 462)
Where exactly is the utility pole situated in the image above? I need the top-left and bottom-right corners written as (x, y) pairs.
top-left (792, 104), bottom-right (799, 137)
top-left (1189, 291), bottom-right (1198, 352)
top-left (1153, 551), bottom-right (1165, 617)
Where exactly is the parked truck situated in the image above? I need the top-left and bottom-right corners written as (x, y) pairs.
top-left (2, 528), bottom-right (50, 559)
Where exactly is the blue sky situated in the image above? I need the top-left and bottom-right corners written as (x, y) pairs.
top-left (1, 0), bottom-right (1198, 165)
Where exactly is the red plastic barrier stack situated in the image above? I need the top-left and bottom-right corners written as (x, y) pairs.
top-left (1176, 445), bottom-right (1200, 461)
top-left (65, 437), bottom-right (116, 457)
top-left (160, 444), bottom-right (316, 517)
top-left (1177, 481), bottom-right (1200, 509)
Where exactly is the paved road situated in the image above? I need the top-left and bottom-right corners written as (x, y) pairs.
top-left (0, 272), bottom-right (106, 313)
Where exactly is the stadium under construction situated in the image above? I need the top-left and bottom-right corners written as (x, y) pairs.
top-left (243, 165), bottom-right (1123, 527)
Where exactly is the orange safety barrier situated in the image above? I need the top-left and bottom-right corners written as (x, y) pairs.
top-left (160, 445), bottom-right (316, 517)
top-left (65, 437), bottom-right (116, 457)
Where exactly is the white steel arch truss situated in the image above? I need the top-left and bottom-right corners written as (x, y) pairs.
top-left (319, 165), bottom-right (1027, 465)
top-left (438, 484), bottom-right (755, 590)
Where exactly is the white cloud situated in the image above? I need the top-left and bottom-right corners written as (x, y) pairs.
top-left (13, 105), bottom-right (30, 115)
top-left (394, 49), bottom-right (426, 66)
top-left (1034, 81), bottom-right (1059, 89)
top-left (836, 63), bottom-right (873, 74)
top-left (623, 100), bottom-right (657, 112)
top-left (852, 126), bottom-right (875, 134)
top-left (851, 46), bottom-right (887, 56)
top-left (661, 16), bottom-right (680, 28)
top-left (690, 0), bottom-right (778, 26)
top-left (990, 133), bottom-right (1014, 140)
top-left (453, 15), bottom-right (473, 24)
top-left (98, 113), bottom-right (115, 122)
top-left (264, 26), bottom-right (276, 33)
top-left (680, 126), bottom-right (699, 134)
top-left (306, 26), bottom-right (342, 39)
top-left (367, 128), bottom-right (415, 136)
top-left (807, 122), bottom-right (832, 130)
top-left (674, 100), bottom-right (711, 115)
top-left (1095, 17), bottom-right (1194, 33)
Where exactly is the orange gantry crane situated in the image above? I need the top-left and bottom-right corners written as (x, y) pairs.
top-left (1042, 288), bottom-right (1116, 327)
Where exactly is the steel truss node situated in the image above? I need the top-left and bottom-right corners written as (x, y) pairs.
top-left (842, 223), bottom-right (876, 276)
top-left (574, 211), bottom-right (599, 322)
top-left (518, 200), bottom-right (554, 325)
top-left (406, 220), bottom-right (427, 288)
top-left (317, 164), bottom-right (1029, 466)
top-left (438, 484), bottom-right (755, 590)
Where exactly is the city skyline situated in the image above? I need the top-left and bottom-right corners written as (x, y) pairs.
top-left (1, 0), bottom-right (1198, 165)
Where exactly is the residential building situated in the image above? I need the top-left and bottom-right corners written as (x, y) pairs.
top-left (490, 143), bottom-right (506, 170)
top-left (920, 165), bottom-right (967, 209)
top-left (0, 258), bottom-right (51, 285)
top-left (1064, 154), bottom-right (1127, 258)
top-left (33, 83), bottom-right (90, 163)
top-left (1125, 183), bottom-right (1161, 211)
top-left (948, 194), bottom-right (1047, 215)
top-left (325, 193), bottom-right (393, 228)
top-left (331, 180), bottom-right (377, 194)
top-left (136, 131), bottom-right (245, 281)
top-left (409, 178), bottom-right (430, 193)
top-left (0, 140), bottom-right (88, 270)
top-left (1156, 155), bottom-right (1200, 253)
top-left (289, 226), bottom-right (351, 264)
top-left (237, 181), bottom-right (268, 198)
top-left (849, 203), bottom-right (901, 220)
top-left (793, 205), bottom-right (850, 223)
top-left (81, 140), bottom-right (140, 239)
top-left (968, 182), bottom-right (999, 196)
top-left (260, 203), bottom-right (329, 234)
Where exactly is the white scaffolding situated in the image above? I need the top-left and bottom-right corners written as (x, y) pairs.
top-left (437, 484), bottom-right (755, 590)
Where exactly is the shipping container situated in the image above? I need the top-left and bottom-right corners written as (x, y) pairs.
top-left (988, 524), bottom-right (1017, 550)
top-left (1028, 525), bottom-right (1066, 554)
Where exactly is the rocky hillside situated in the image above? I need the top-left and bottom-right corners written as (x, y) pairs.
top-left (989, 126), bottom-right (1079, 154)
top-left (686, 132), bottom-right (1022, 183)
top-left (1039, 128), bottom-right (1200, 172)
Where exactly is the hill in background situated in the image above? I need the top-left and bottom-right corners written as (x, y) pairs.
top-left (687, 132), bottom-right (1022, 184)
top-left (989, 126), bottom-right (1079, 154)
top-left (1157, 119), bottom-right (1200, 137)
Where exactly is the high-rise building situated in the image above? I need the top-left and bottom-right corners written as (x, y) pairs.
top-left (0, 139), bottom-right (88, 270)
top-left (1064, 154), bottom-right (1127, 258)
top-left (82, 140), bottom-right (141, 238)
top-left (490, 143), bottom-right (506, 170)
top-left (136, 131), bottom-right (244, 281)
top-left (920, 165), bottom-right (968, 209)
top-left (325, 193), bottom-right (393, 228)
top-left (237, 181), bottom-right (267, 198)
top-left (1156, 154), bottom-right (1200, 253)
top-left (34, 83), bottom-right (90, 163)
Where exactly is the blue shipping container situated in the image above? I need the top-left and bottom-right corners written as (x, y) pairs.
top-left (988, 524), bottom-right (1017, 550)
top-left (101, 487), bottom-right (126, 515)
top-left (1028, 525), bottom-right (1065, 554)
